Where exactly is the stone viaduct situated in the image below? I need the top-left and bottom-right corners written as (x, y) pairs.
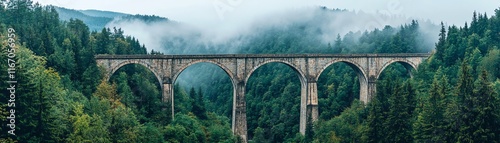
top-left (95, 53), bottom-right (430, 141)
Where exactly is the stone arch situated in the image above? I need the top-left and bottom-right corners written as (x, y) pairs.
top-left (170, 60), bottom-right (237, 122)
top-left (172, 60), bottom-right (236, 85)
top-left (244, 60), bottom-right (307, 85)
top-left (315, 59), bottom-right (370, 103)
top-left (376, 58), bottom-right (418, 79)
top-left (109, 60), bottom-right (162, 85)
top-left (315, 59), bottom-right (367, 83)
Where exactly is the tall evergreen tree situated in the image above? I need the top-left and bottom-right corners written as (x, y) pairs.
top-left (364, 82), bottom-right (390, 143)
top-left (384, 80), bottom-right (415, 142)
top-left (195, 88), bottom-right (207, 119)
top-left (468, 70), bottom-right (500, 141)
top-left (453, 60), bottom-right (475, 142)
top-left (435, 22), bottom-right (447, 61)
top-left (189, 87), bottom-right (207, 119)
top-left (333, 34), bottom-right (343, 53)
top-left (413, 68), bottom-right (449, 142)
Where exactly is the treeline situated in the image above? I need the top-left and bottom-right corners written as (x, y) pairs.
top-left (0, 0), bottom-right (236, 142)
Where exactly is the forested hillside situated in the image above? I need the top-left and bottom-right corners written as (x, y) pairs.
top-left (0, 0), bottom-right (500, 142)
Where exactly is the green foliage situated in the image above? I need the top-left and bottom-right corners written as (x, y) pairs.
top-left (110, 64), bottom-right (166, 125)
top-left (246, 63), bottom-right (301, 142)
top-left (190, 88), bottom-right (207, 119)
top-left (384, 80), bottom-right (416, 143)
top-left (67, 104), bottom-right (110, 143)
top-left (173, 84), bottom-right (192, 114)
top-left (136, 123), bottom-right (163, 143)
top-left (468, 70), bottom-right (500, 141)
top-left (360, 63), bottom-right (416, 143)
top-left (317, 63), bottom-right (360, 120)
top-left (163, 113), bottom-right (236, 143)
top-left (314, 100), bottom-right (367, 143)
top-left (480, 49), bottom-right (500, 80)
top-left (1, 44), bottom-right (72, 142)
top-left (413, 68), bottom-right (450, 142)
top-left (454, 60), bottom-right (476, 142)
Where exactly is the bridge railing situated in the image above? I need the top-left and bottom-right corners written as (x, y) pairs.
top-left (95, 53), bottom-right (432, 59)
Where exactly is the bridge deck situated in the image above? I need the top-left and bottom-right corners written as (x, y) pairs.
top-left (95, 53), bottom-right (431, 59)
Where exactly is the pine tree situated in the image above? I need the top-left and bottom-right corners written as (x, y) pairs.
top-left (413, 68), bottom-right (449, 142)
top-left (190, 87), bottom-right (207, 119)
top-left (14, 46), bottom-right (68, 142)
top-left (364, 87), bottom-right (389, 143)
top-left (189, 87), bottom-right (197, 113)
top-left (435, 22), bottom-right (447, 60)
top-left (96, 28), bottom-right (111, 54)
top-left (454, 60), bottom-right (475, 142)
top-left (384, 80), bottom-right (415, 143)
top-left (333, 34), bottom-right (343, 53)
top-left (469, 70), bottom-right (500, 141)
top-left (196, 88), bottom-right (207, 119)
top-left (385, 82), bottom-right (405, 142)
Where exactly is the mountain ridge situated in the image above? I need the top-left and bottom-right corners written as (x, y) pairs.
top-left (53, 6), bottom-right (169, 31)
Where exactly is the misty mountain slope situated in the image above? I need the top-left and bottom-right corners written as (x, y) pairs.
top-left (54, 6), bottom-right (169, 31)
top-left (236, 7), bottom-right (439, 54)
top-left (79, 9), bottom-right (128, 18)
top-left (113, 14), bottom-right (169, 23)
top-left (105, 7), bottom-right (439, 54)
top-left (54, 6), bottom-right (113, 31)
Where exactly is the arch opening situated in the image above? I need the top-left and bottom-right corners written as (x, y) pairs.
top-left (173, 62), bottom-right (234, 124)
top-left (245, 62), bottom-right (304, 142)
top-left (377, 60), bottom-right (417, 79)
top-left (108, 63), bottom-right (166, 124)
top-left (316, 61), bottom-right (365, 120)
top-left (109, 60), bottom-right (162, 84)
top-left (377, 61), bottom-right (414, 97)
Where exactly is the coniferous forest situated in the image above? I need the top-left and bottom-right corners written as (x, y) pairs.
top-left (1, 1), bottom-right (500, 143)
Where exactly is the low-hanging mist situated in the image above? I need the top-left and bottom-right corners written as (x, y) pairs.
top-left (106, 6), bottom-right (440, 55)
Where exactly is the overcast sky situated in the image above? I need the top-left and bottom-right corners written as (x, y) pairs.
top-left (32, 0), bottom-right (499, 27)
